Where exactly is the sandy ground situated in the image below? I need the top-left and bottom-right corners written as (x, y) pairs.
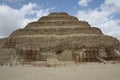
top-left (0, 63), bottom-right (120, 80)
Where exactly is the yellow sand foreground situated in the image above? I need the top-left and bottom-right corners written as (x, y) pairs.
top-left (0, 63), bottom-right (120, 80)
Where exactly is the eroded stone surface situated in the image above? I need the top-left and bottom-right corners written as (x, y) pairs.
top-left (0, 12), bottom-right (120, 64)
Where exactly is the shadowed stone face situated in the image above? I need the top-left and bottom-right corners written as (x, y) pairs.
top-left (0, 12), bottom-right (120, 63)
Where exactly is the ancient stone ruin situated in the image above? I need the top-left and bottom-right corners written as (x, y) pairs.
top-left (0, 12), bottom-right (120, 65)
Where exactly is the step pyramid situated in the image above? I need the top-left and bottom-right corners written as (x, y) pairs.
top-left (0, 12), bottom-right (120, 63)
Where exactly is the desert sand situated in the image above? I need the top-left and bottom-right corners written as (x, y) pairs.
top-left (0, 63), bottom-right (120, 80)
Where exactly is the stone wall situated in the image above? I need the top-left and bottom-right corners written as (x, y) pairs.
top-left (10, 27), bottom-right (102, 36)
top-left (0, 48), bottom-right (16, 64)
top-left (0, 12), bottom-right (120, 63)
top-left (25, 21), bottom-right (90, 28)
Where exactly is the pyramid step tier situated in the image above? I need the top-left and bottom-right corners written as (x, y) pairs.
top-left (39, 16), bottom-right (78, 21)
top-left (10, 27), bottom-right (102, 36)
top-left (9, 35), bottom-right (119, 50)
top-left (25, 20), bottom-right (90, 28)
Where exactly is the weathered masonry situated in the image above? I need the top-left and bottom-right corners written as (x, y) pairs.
top-left (0, 12), bottom-right (120, 63)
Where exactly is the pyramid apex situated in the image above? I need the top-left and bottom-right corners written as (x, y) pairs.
top-left (48, 12), bottom-right (69, 16)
